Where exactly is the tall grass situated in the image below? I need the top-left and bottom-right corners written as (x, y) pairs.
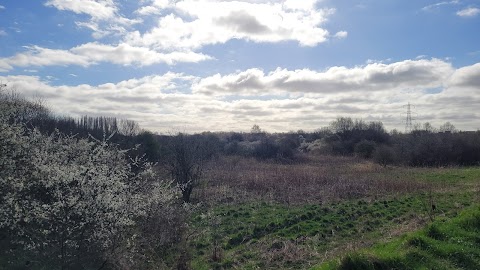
top-left (199, 155), bottom-right (431, 205)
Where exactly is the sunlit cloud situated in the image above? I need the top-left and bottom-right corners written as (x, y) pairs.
top-left (0, 43), bottom-right (211, 71)
top-left (456, 7), bottom-right (480, 17)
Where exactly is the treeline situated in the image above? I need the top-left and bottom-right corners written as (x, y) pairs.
top-left (390, 130), bottom-right (480, 166)
top-left (182, 117), bottom-right (480, 167)
top-left (297, 117), bottom-right (480, 167)
top-left (156, 117), bottom-right (480, 167)
top-left (26, 114), bottom-right (141, 140)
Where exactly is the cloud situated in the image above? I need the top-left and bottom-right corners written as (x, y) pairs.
top-left (45, 0), bottom-right (141, 38)
top-left (0, 43), bottom-right (211, 71)
top-left (216, 10), bottom-right (270, 34)
top-left (193, 59), bottom-right (454, 96)
top-left (70, 43), bottom-right (212, 65)
top-left (0, 5), bottom-right (5, 10)
top-left (421, 1), bottom-right (459, 11)
top-left (0, 46), bottom-right (91, 72)
top-left (45, 0), bottom-right (118, 20)
top-left (0, 29), bottom-right (6, 36)
top-left (46, 0), bottom-right (336, 45)
top-left (125, 0), bottom-right (334, 50)
top-left (456, 7), bottom-right (480, 17)
top-left (75, 21), bottom-right (129, 39)
top-left (334, 31), bottom-right (348, 39)
top-left (2, 61), bottom-right (480, 132)
top-left (449, 63), bottom-right (480, 87)
top-left (135, 5), bottom-right (163, 16)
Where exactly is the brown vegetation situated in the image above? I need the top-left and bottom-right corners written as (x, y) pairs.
top-left (197, 154), bottom-right (431, 206)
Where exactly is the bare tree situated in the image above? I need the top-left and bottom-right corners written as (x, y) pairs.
top-left (439, 122), bottom-right (456, 133)
top-left (167, 133), bottom-right (216, 203)
top-left (251, 124), bottom-right (262, 134)
top-left (119, 119), bottom-right (140, 136)
top-left (330, 117), bottom-right (354, 133)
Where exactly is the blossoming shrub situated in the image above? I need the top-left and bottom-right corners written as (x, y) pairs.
top-left (0, 95), bottom-right (179, 269)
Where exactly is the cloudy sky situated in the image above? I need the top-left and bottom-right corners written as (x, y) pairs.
top-left (0, 0), bottom-right (479, 133)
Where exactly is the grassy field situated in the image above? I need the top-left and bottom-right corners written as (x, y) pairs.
top-left (316, 204), bottom-right (480, 270)
top-left (184, 155), bottom-right (480, 269)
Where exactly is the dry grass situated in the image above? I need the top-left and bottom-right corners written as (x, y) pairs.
top-left (197, 154), bottom-right (431, 206)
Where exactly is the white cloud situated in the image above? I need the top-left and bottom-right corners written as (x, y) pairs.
top-left (0, 43), bottom-right (211, 71)
top-left (0, 5), bottom-right (5, 10)
top-left (449, 63), bottom-right (480, 87)
top-left (75, 21), bottom-right (128, 39)
top-left (135, 5), bottom-right (163, 16)
top-left (421, 1), bottom-right (459, 11)
top-left (134, 0), bottom-right (172, 15)
top-left (45, 0), bottom-right (141, 38)
top-left (45, 0), bottom-right (117, 20)
top-left (334, 31), bottom-right (348, 39)
top-left (2, 61), bottom-right (480, 132)
top-left (456, 7), bottom-right (480, 17)
top-left (193, 59), bottom-right (454, 96)
top-left (70, 43), bottom-right (212, 65)
top-left (0, 46), bottom-right (91, 72)
top-left (283, 0), bottom-right (318, 11)
top-left (125, 0), bottom-right (334, 50)
top-left (0, 29), bottom-right (6, 36)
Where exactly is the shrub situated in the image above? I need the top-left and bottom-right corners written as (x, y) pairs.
top-left (253, 138), bottom-right (280, 159)
top-left (354, 140), bottom-right (377, 159)
top-left (0, 120), bottom-right (178, 269)
top-left (373, 145), bottom-right (395, 167)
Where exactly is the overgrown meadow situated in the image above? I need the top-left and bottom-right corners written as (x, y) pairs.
top-left (1, 86), bottom-right (479, 269)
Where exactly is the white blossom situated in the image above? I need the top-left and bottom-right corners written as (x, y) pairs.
top-left (0, 88), bottom-right (179, 268)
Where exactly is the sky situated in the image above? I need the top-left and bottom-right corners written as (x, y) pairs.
top-left (0, 0), bottom-right (479, 133)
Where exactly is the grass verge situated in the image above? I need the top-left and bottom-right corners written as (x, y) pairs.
top-left (315, 204), bottom-right (480, 270)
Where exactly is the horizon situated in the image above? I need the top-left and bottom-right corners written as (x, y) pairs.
top-left (1, 0), bottom-right (479, 133)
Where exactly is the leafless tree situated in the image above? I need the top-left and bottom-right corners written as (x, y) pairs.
top-left (167, 133), bottom-right (216, 203)
top-left (439, 122), bottom-right (456, 133)
top-left (119, 119), bottom-right (140, 136)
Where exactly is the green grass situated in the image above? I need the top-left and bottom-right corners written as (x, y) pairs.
top-left (314, 204), bottom-right (480, 270)
top-left (189, 191), bottom-right (476, 269)
top-left (419, 167), bottom-right (480, 184)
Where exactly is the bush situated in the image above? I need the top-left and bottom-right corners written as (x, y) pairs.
top-left (354, 140), bottom-right (377, 159)
top-left (373, 145), bottom-right (395, 167)
top-left (0, 120), bottom-right (178, 269)
top-left (253, 138), bottom-right (280, 159)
